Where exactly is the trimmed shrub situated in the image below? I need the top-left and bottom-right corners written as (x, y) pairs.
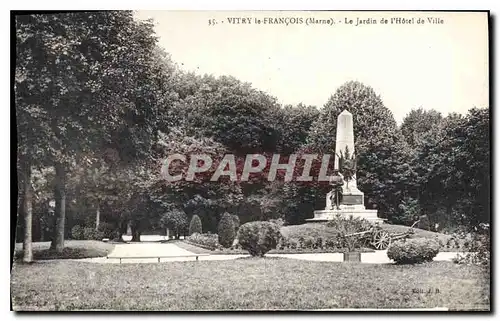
top-left (218, 212), bottom-right (236, 248)
top-left (387, 238), bottom-right (440, 264)
top-left (189, 215), bottom-right (203, 235)
top-left (186, 233), bottom-right (220, 250)
top-left (71, 225), bottom-right (84, 240)
top-left (82, 227), bottom-right (104, 241)
top-left (97, 222), bottom-right (115, 239)
top-left (237, 221), bottom-right (282, 256)
top-left (161, 209), bottom-right (188, 238)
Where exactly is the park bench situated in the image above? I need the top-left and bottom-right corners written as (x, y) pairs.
top-left (106, 254), bottom-right (210, 264)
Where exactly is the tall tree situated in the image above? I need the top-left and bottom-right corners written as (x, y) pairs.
top-left (15, 11), bottom-right (169, 251)
top-left (415, 108), bottom-right (489, 229)
top-left (275, 103), bottom-right (320, 155)
top-left (168, 75), bottom-right (282, 155)
top-left (400, 108), bottom-right (443, 148)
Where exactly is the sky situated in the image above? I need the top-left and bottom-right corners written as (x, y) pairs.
top-left (134, 11), bottom-right (489, 124)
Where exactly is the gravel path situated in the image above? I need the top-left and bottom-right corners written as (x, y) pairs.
top-left (74, 242), bottom-right (462, 264)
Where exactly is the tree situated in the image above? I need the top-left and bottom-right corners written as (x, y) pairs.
top-left (160, 209), bottom-right (188, 239)
top-left (168, 75), bottom-right (282, 155)
top-left (189, 215), bottom-right (202, 235)
top-left (401, 108), bottom-right (443, 148)
top-left (15, 12), bottom-right (170, 251)
top-left (307, 81), bottom-right (399, 152)
top-left (20, 161), bottom-right (33, 262)
top-left (275, 103), bottom-right (320, 155)
top-left (218, 212), bottom-right (236, 248)
top-left (414, 108), bottom-right (489, 229)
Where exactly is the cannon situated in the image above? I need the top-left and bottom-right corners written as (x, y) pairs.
top-left (343, 220), bottom-right (420, 250)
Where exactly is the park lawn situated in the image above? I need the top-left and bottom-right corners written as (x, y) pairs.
top-left (11, 259), bottom-right (489, 311)
top-left (281, 222), bottom-right (342, 239)
top-left (379, 223), bottom-right (452, 243)
top-left (281, 222), bottom-right (453, 247)
top-left (13, 240), bottom-right (115, 261)
top-left (174, 240), bottom-right (212, 254)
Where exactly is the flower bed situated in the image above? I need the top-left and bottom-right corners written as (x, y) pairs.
top-left (185, 233), bottom-right (222, 251)
top-left (184, 234), bottom-right (374, 255)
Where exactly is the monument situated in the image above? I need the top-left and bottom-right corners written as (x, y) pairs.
top-left (307, 110), bottom-right (383, 223)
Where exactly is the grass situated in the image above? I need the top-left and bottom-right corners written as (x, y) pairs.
top-left (13, 240), bottom-right (115, 261)
top-left (379, 224), bottom-right (452, 243)
top-left (281, 222), bottom-right (455, 250)
top-left (281, 222), bottom-right (342, 239)
top-left (10, 259), bottom-right (489, 311)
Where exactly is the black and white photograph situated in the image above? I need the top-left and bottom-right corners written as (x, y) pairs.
top-left (11, 9), bottom-right (490, 311)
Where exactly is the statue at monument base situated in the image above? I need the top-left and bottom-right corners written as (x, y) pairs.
top-left (310, 182), bottom-right (382, 224)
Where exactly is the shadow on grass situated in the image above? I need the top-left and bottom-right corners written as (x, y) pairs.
top-left (14, 247), bottom-right (110, 261)
top-left (235, 256), bottom-right (285, 261)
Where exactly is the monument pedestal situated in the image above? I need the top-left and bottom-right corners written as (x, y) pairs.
top-left (308, 186), bottom-right (383, 224)
top-left (307, 208), bottom-right (383, 224)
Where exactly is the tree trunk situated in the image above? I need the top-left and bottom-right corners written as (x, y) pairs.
top-left (22, 161), bottom-right (33, 263)
top-left (50, 163), bottom-right (66, 252)
top-left (95, 203), bottom-right (100, 231)
top-left (18, 193), bottom-right (25, 247)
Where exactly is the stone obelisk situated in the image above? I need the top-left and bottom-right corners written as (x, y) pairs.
top-left (308, 109), bottom-right (382, 223)
top-left (334, 110), bottom-right (358, 191)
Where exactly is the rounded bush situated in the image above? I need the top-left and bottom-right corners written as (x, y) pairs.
top-left (71, 225), bottom-right (84, 240)
top-left (218, 212), bottom-right (236, 248)
top-left (189, 215), bottom-right (203, 235)
top-left (97, 222), bottom-right (115, 238)
top-left (82, 227), bottom-right (104, 240)
top-left (387, 238), bottom-right (440, 264)
top-left (237, 221), bottom-right (282, 257)
top-left (186, 233), bottom-right (220, 250)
